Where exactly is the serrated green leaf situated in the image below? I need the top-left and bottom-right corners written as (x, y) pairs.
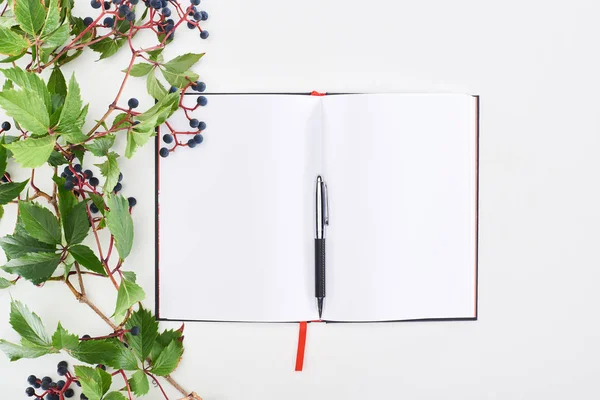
top-left (0, 89), bottom-right (49, 136)
top-left (47, 67), bottom-right (67, 96)
top-left (56, 73), bottom-right (85, 138)
top-left (85, 134), bottom-right (115, 157)
top-left (51, 322), bottom-right (78, 350)
top-left (89, 37), bottom-right (126, 60)
top-left (0, 276), bottom-right (14, 288)
top-left (125, 306), bottom-right (158, 360)
top-left (0, 137), bottom-right (6, 177)
top-left (73, 365), bottom-right (112, 400)
top-left (163, 53), bottom-right (204, 73)
top-left (70, 339), bottom-right (120, 365)
top-left (114, 278), bottom-right (144, 317)
top-left (64, 201), bottom-right (90, 245)
top-left (110, 344), bottom-right (138, 370)
top-left (41, 23), bottom-right (69, 53)
top-left (47, 151), bottom-right (67, 166)
top-left (121, 270), bottom-right (136, 282)
top-left (0, 26), bottom-right (29, 56)
top-left (53, 175), bottom-right (76, 226)
top-left (2, 252), bottom-right (61, 284)
top-left (9, 300), bottom-right (51, 346)
top-left (95, 153), bottom-right (119, 192)
top-left (146, 72), bottom-right (167, 100)
top-left (0, 231), bottom-right (55, 260)
top-left (161, 68), bottom-right (198, 89)
top-left (147, 48), bottom-right (163, 62)
top-left (18, 201), bottom-right (61, 244)
top-left (69, 244), bottom-right (106, 276)
top-left (41, 0), bottom-right (60, 38)
top-left (149, 329), bottom-right (181, 360)
top-left (0, 180), bottom-right (28, 205)
top-left (13, 0), bottom-right (46, 35)
top-left (150, 340), bottom-right (183, 376)
top-left (5, 135), bottom-right (55, 168)
top-left (128, 62), bottom-right (153, 77)
top-left (103, 392), bottom-right (127, 400)
top-left (128, 370), bottom-right (150, 396)
top-left (105, 194), bottom-right (133, 259)
top-left (0, 339), bottom-right (56, 360)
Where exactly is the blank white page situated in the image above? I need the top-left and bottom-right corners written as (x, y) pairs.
top-left (322, 94), bottom-right (477, 322)
top-left (158, 95), bottom-right (321, 322)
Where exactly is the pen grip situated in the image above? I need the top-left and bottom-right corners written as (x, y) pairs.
top-left (315, 238), bottom-right (326, 298)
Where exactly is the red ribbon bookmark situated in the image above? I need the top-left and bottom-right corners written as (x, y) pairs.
top-left (295, 321), bottom-right (308, 371)
top-left (311, 91), bottom-right (326, 96)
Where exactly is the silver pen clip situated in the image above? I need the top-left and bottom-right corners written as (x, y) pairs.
top-left (323, 181), bottom-right (329, 227)
top-left (316, 176), bottom-right (328, 239)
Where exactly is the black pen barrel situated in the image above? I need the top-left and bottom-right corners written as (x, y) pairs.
top-left (315, 238), bottom-right (326, 299)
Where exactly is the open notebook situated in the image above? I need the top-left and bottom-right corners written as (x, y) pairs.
top-left (156, 93), bottom-right (479, 323)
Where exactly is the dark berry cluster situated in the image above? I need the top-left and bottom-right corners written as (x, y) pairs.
top-left (25, 361), bottom-right (77, 400)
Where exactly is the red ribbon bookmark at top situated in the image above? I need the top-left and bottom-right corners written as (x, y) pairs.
top-left (311, 91), bottom-right (326, 96)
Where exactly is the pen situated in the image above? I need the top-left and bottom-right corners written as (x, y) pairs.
top-left (315, 175), bottom-right (328, 319)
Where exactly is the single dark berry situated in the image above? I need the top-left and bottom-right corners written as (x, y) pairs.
top-left (64, 180), bottom-right (74, 191)
top-left (63, 166), bottom-right (73, 176)
top-left (57, 380), bottom-right (65, 390)
top-left (25, 387), bottom-right (35, 397)
top-left (197, 95), bottom-right (208, 106)
top-left (191, 0), bottom-right (200, 4)
top-left (118, 4), bottom-right (129, 15)
top-left (200, 30), bottom-right (209, 39)
top-left (83, 16), bottom-right (94, 26)
top-left (41, 381), bottom-right (50, 390)
top-left (159, 147), bottom-right (170, 158)
top-left (118, 172), bottom-right (123, 182)
top-left (113, 182), bottom-right (122, 193)
top-left (74, 164), bottom-right (82, 172)
top-left (89, 177), bottom-right (99, 187)
top-left (193, 134), bottom-right (204, 144)
top-left (150, 0), bottom-right (161, 9)
top-left (83, 169), bottom-right (93, 179)
top-left (103, 17), bottom-right (114, 27)
top-left (91, 0), bottom-right (101, 8)
top-left (162, 7), bottom-right (171, 16)
top-left (96, 364), bottom-right (107, 371)
top-left (57, 361), bottom-right (68, 369)
top-left (42, 377), bottom-right (52, 383)
top-left (128, 98), bottom-right (139, 108)
top-left (193, 11), bottom-right (202, 20)
top-left (90, 203), bottom-right (99, 214)
top-left (81, 334), bottom-right (91, 339)
top-left (163, 134), bottom-right (174, 144)
top-left (0, 172), bottom-right (8, 183)
top-left (64, 389), bottom-right (75, 398)
top-left (127, 197), bottom-right (137, 207)
top-left (104, 1), bottom-right (111, 8)
top-left (169, 86), bottom-right (178, 93)
top-left (27, 375), bottom-right (37, 385)
top-left (161, 0), bottom-right (167, 6)
top-left (130, 325), bottom-right (140, 335)
top-left (130, 0), bottom-right (138, 4)
top-left (187, 139), bottom-right (197, 148)
top-left (200, 10), bottom-right (208, 20)
top-left (1, 121), bottom-right (11, 131)
top-left (198, 121), bottom-right (206, 130)
top-left (81, 394), bottom-right (88, 400)
top-left (193, 81), bottom-right (206, 92)
top-left (189, 118), bottom-right (200, 128)
top-left (126, 11), bottom-right (135, 21)
top-left (57, 366), bottom-right (68, 376)
top-left (164, 23), bottom-right (174, 32)
top-left (187, 21), bottom-right (196, 29)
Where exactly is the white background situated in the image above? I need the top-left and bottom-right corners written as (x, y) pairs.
top-left (2, 0), bottom-right (600, 398)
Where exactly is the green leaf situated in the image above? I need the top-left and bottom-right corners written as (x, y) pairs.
top-left (103, 392), bottom-right (127, 400)
top-left (121, 270), bottom-right (136, 282)
top-left (85, 135), bottom-right (115, 157)
top-left (41, 0), bottom-right (61, 38)
top-left (0, 89), bottom-right (49, 136)
top-left (47, 67), bottom-right (67, 96)
top-left (0, 180), bottom-right (28, 205)
top-left (70, 339), bottom-right (120, 365)
top-left (51, 322), bottom-right (78, 351)
top-left (56, 74), bottom-right (85, 138)
top-left (128, 370), bottom-right (150, 396)
top-left (150, 340), bottom-right (183, 376)
top-left (0, 276), bottom-right (14, 288)
top-left (128, 62), bottom-right (153, 77)
top-left (73, 365), bottom-right (111, 400)
top-left (47, 151), bottom-right (67, 166)
top-left (2, 252), bottom-right (61, 284)
top-left (0, 137), bottom-right (6, 177)
top-left (163, 53), bottom-right (204, 73)
top-left (95, 153), bottom-right (119, 192)
top-left (1, 67), bottom-right (50, 112)
top-left (105, 194), bottom-right (133, 260)
top-left (161, 68), bottom-right (198, 88)
top-left (5, 135), bottom-right (55, 168)
top-left (0, 339), bottom-right (55, 361)
top-left (0, 27), bottom-right (29, 56)
top-left (18, 201), bottom-right (61, 244)
top-left (13, 0), bottom-right (46, 35)
top-left (125, 307), bottom-right (158, 360)
top-left (114, 278), bottom-right (145, 317)
top-left (88, 192), bottom-right (106, 216)
top-left (9, 300), bottom-right (51, 347)
top-left (53, 175), bottom-right (76, 227)
top-left (63, 201), bottom-right (90, 245)
top-left (40, 23), bottom-right (69, 55)
top-left (147, 48), bottom-right (163, 62)
top-left (146, 72), bottom-right (167, 100)
top-left (0, 231), bottom-right (55, 260)
top-left (69, 244), bottom-right (106, 276)
top-left (89, 37), bottom-right (126, 60)
top-left (149, 329), bottom-right (181, 360)
top-left (110, 344), bottom-right (138, 370)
